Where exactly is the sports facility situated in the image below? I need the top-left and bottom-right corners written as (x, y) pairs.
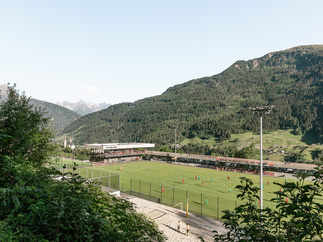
top-left (54, 157), bottom-right (92, 169)
top-left (72, 160), bottom-right (319, 220)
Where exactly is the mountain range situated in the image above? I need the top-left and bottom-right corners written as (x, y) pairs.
top-left (1, 85), bottom-right (111, 131)
top-left (56, 100), bottom-right (110, 116)
top-left (61, 45), bottom-right (323, 148)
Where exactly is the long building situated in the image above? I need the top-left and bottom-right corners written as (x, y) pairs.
top-left (84, 143), bottom-right (155, 167)
top-left (145, 151), bottom-right (317, 174)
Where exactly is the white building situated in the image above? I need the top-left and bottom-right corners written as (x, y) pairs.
top-left (84, 142), bottom-right (155, 166)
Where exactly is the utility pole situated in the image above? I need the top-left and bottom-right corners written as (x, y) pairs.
top-left (174, 128), bottom-right (177, 162)
top-left (249, 105), bottom-right (274, 210)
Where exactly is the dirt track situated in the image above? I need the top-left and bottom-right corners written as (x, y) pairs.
top-left (125, 194), bottom-right (226, 242)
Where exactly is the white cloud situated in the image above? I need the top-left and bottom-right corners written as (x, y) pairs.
top-left (82, 86), bottom-right (101, 94)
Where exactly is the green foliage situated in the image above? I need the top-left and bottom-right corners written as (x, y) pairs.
top-left (172, 142), bottom-right (260, 159)
top-left (213, 165), bottom-right (323, 241)
top-left (58, 146), bottom-right (90, 160)
top-left (62, 46), bottom-right (323, 151)
top-left (0, 167), bottom-right (165, 241)
top-left (0, 85), bottom-right (165, 241)
top-left (284, 152), bottom-right (305, 163)
top-left (315, 149), bottom-right (323, 163)
top-left (0, 84), bottom-right (57, 167)
top-left (232, 143), bottom-right (260, 159)
top-left (0, 84), bottom-right (81, 132)
top-left (180, 129), bottom-right (323, 162)
top-left (159, 146), bottom-right (172, 152)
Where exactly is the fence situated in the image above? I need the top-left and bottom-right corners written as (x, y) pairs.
top-left (82, 167), bottom-right (120, 190)
top-left (58, 168), bottom-right (245, 221)
top-left (61, 167), bottom-right (120, 191)
top-left (52, 157), bottom-right (92, 169)
top-left (120, 178), bottom-right (245, 221)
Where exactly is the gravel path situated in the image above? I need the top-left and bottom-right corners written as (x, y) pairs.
top-left (125, 194), bottom-right (226, 241)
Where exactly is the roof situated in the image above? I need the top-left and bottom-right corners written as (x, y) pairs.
top-left (84, 143), bottom-right (155, 151)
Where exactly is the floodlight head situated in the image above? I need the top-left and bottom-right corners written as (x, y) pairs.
top-left (249, 105), bottom-right (274, 115)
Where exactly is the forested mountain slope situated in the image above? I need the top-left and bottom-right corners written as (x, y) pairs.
top-left (30, 99), bottom-right (81, 131)
top-left (62, 45), bottom-right (323, 146)
top-left (1, 85), bottom-right (81, 131)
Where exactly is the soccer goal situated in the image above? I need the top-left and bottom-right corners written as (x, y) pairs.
top-left (149, 202), bottom-right (183, 220)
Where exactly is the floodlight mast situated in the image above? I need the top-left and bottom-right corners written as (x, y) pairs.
top-left (174, 128), bottom-right (177, 162)
top-left (249, 105), bottom-right (274, 210)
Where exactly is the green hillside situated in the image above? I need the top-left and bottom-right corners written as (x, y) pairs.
top-left (1, 84), bottom-right (81, 131)
top-left (181, 129), bottom-right (323, 162)
top-left (30, 99), bottom-right (81, 131)
top-left (62, 45), bottom-right (323, 159)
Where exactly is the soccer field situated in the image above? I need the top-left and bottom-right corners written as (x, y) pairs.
top-left (52, 157), bottom-right (92, 169)
top-left (86, 161), bottom-right (308, 220)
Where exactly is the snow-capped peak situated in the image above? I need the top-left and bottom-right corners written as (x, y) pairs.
top-left (56, 100), bottom-right (110, 116)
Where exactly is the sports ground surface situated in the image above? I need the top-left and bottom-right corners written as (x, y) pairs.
top-left (72, 160), bottom-right (320, 220)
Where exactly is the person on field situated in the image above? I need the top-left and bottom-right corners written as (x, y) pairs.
top-left (198, 175), bottom-right (200, 181)
top-left (120, 166), bottom-right (122, 171)
top-left (204, 198), bottom-right (208, 205)
top-left (229, 187), bottom-right (231, 193)
top-left (186, 223), bottom-right (190, 236)
top-left (228, 176), bottom-right (230, 181)
top-left (177, 220), bottom-right (181, 232)
top-left (195, 174), bottom-right (197, 180)
top-left (182, 178), bottom-right (185, 184)
top-left (202, 181), bottom-right (204, 186)
top-left (211, 177), bottom-right (213, 183)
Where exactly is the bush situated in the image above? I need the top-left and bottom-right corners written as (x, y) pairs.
top-left (1, 167), bottom-right (165, 241)
top-left (213, 165), bottom-right (323, 241)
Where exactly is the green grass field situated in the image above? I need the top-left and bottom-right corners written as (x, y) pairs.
top-left (77, 161), bottom-right (321, 220)
top-left (50, 157), bottom-right (92, 169)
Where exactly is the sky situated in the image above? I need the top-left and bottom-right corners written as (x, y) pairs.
top-left (0, 0), bottom-right (323, 105)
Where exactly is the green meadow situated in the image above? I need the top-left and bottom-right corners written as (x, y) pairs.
top-left (181, 129), bottom-right (323, 162)
top-left (76, 161), bottom-right (321, 221)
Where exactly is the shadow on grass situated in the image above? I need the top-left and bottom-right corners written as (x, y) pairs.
top-left (192, 201), bottom-right (202, 206)
top-left (301, 131), bottom-right (319, 145)
top-left (310, 149), bottom-right (321, 160)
